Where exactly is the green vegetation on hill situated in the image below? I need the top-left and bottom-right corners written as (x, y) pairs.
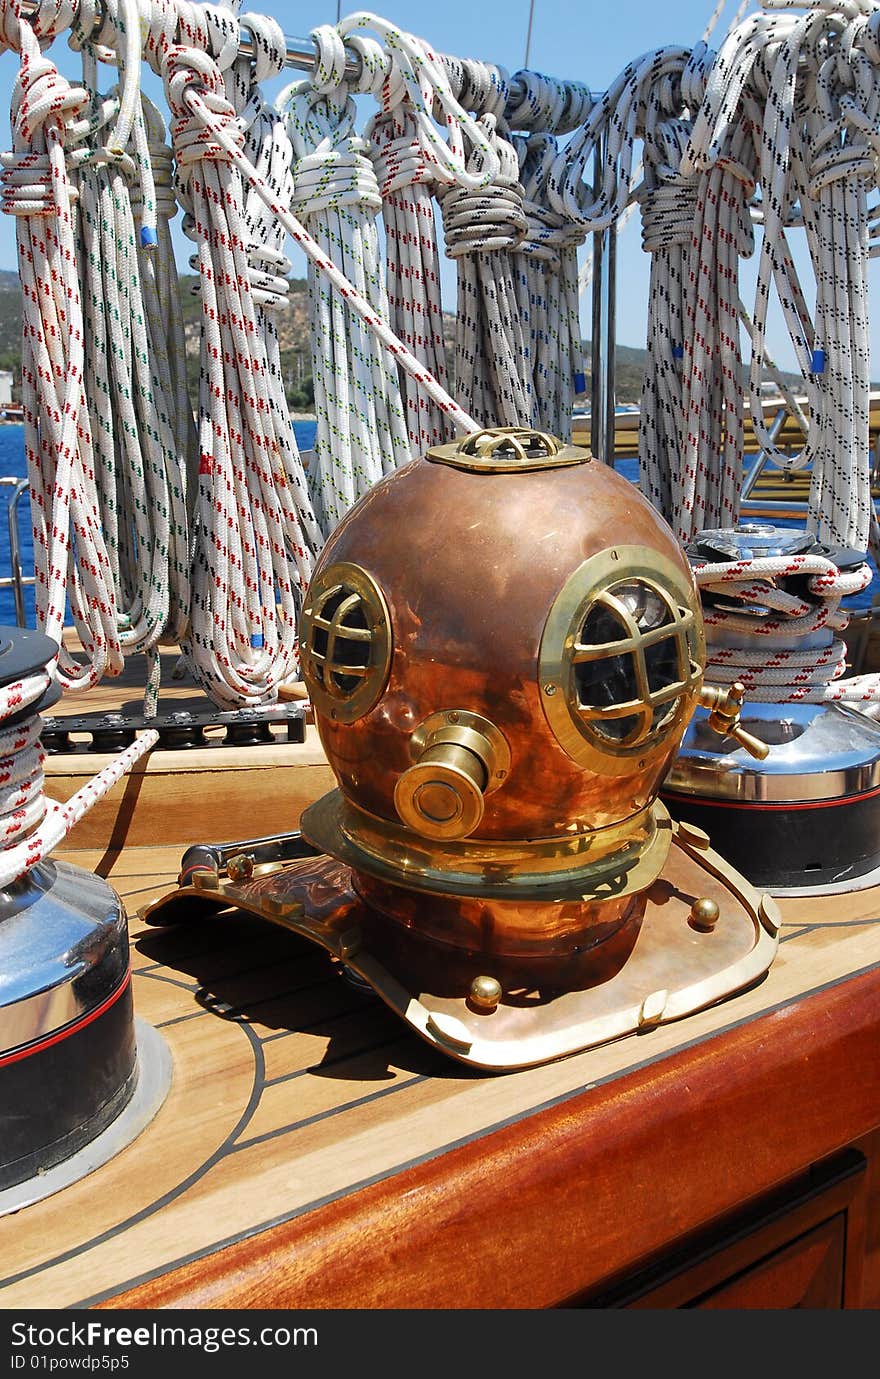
top-left (0, 267), bottom-right (843, 409)
top-left (0, 270), bottom-right (23, 379)
top-left (582, 340), bottom-right (815, 405)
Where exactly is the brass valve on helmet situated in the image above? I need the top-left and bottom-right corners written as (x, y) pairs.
top-left (699, 681), bottom-right (770, 760)
top-left (394, 710), bottom-right (511, 840)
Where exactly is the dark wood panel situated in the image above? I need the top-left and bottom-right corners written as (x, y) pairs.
top-left (579, 1149), bottom-right (865, 1308)
top-left (697, 1218), bottom-right (845, 1308)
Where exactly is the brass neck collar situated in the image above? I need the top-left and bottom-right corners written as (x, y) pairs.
top-left (301, 790), bottom-right (673, 903)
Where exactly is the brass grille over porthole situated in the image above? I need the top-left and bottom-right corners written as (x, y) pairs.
top-left (299, 562), bottom-right (392, 723)
top-left (574, 580), bottom-right (698, 741)
top-left (427, 426), bottom-right (590, 473)
top-left (540, 547), bottom-right (705, 775)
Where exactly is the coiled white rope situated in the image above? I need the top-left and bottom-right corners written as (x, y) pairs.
top-left (278, 70), bottom-right (410, 534)
top-left (576, 0), bottom-right (754, 299)
top-left (160, 33), bottom-right (480, 441)
top-left (6, 0), bottom-right (880, 724)
top-left (547, 46), bottom-right (694, 231)
top-left (224, 10), bottom-right (322, 570)
top-left (164, 37), bottom-right (319, 706)
top-left (0, 667), bottom-right (158, 887)
top-left (136, 91), bottom-right (199, 539)
top-left (366, 95), bottom-right (453, 453)
top-left (439, 112), bottom-right (532, 428)
top-left (637, 43), bottom-right (756, 540)
top-left (693, 551), bottom-right (880, 702)
top-left (684, 1), bottom-right (880, 556)
top-left (73, 69), bottom-right (192, 714)
top-left (511, 130), bottom-right (585, 438)
top-left (1, 17), bottom-right (123, 693)
top-left (308, 13), bottom-right (506, 456)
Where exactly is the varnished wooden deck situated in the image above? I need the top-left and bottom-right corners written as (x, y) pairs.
top-left (0, 633), bottom-right (877, 1308)
top-left (1, 829), bottom-right (878, 1308)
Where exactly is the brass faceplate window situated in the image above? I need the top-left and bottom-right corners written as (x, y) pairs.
top-left (539, 547), bottom-right (705, 775)
top-left (300, 562), bottom-right (392, 723)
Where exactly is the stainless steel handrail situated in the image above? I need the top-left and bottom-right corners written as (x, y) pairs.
top-left (19, 1), bottom-right (597, 123)
top-left (590, 132), bottom-right (616, 467)
top-left (739, 406), bottom-right (794, 502)
top-left (0, 476), bottom-right (33, 626)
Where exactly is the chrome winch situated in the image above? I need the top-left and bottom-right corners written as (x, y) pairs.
top-left (0, 628), bottom-right (170, 1214)
top-left (664, 522), bottom-right (880, 894)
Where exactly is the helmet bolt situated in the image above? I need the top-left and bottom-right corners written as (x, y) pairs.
top-left (468, 975), bottom-right (502, 1012)
top-left (689, 897), bottom-right (720, 932)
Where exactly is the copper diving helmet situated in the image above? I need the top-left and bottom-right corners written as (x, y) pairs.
top-left (146, 427), bottom-right (778, 1069)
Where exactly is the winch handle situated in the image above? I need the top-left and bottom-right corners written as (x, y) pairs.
top-left (698, 682), bottom-right (771, 761)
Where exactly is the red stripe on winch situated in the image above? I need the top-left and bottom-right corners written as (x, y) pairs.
top-left (663, 786), bottom-right (880, 812)
top-left (0, 971), bottom-right (131, 1070)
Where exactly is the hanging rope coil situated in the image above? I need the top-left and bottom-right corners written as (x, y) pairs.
top-left (166, 42), bottom-right (317, 705)
top-left (331, 11), bottom-right (501, 191)
top-left (546, 46), bottom-right (694, 230)
top-left (73, 66), bottom-right (193, 713)
top-left (637, 117), bottom-right (701, 524)
top-left (439, 113), bottom-right (532, 428)
top-left (680, 97), bottom-right (757, 540)
top-left (511, 130), bottom-right (585, 437)
top-left (280, 75), bottom-right (411, 535)
top-left (5, 0), bottom-right (880, 734)
top-left (170, 46), bottom-right (479, 439)
top-left (505, 68), bottom-right (593, 135)
top-left (310, 13), bottom-right (509, 456)
top-left (683, 3), bottom-right (879, 556)
top-left (225, 12), bottom-right (322, 572)
top-left (2, 25), bottom-right (123, 693)
top-left (366, 101), bottom-right (453, 453)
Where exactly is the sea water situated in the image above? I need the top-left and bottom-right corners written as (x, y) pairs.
top-left (0, 424), bottom-right (873, 629)
top-left (0, 421), bottom-right (317, 630)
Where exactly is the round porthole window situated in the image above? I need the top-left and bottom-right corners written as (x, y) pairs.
top-left (539, 546), bottom-right (704, 774)
top-left (299, 562), bottom-right (392, 723)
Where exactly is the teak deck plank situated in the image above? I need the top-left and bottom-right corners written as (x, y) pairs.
top-left (2, 830), bottom-right (879, 1309)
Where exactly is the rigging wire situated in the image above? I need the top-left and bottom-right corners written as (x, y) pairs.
top-left (524, 0), bottom-right (535, 69)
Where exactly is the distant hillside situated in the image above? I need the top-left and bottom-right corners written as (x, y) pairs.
top-left (0, 270), bottom-right (22, 377)
top-left (0, 266), bottom-right (856, 408)
top-left (583, 340), bottom-right (820, 405)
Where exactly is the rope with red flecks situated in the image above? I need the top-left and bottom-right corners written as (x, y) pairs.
top-left (362, 71), bottom-right (454, 454)
top-left (164, 40), bottom-right (321, 706)
top-left (170, 42), bottom-right (481, 437)
top-left (0, 8), bottom-right (123, 693)
top-left (0, 668), bottom-right (157, 888)
top-left (693, 551), bottom-right (880, 703)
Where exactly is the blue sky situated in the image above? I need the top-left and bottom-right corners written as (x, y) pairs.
top-left (0, 0), bottom-right (873, 372)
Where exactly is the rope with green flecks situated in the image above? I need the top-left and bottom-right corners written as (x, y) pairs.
top-left (74, 43), bottom-right (192, 715)
top-left (277, 69), bottom-right (411, 535)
